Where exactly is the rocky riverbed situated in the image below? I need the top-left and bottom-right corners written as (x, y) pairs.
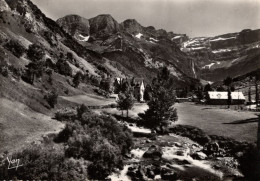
top-left (108, 123), bottom-right (246, 181)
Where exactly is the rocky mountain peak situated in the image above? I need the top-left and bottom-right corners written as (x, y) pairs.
top-left (57, 14), bottom-right (90, 37)
top-left (121, 19), bottom-right (143, 34)
top-left (89, 14), bottom-right (120, 37)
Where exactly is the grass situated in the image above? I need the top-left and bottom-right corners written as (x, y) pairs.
top-left (0, 98), bottom-right (64, 154)
top-left (174, 102), bottom-right (259, 143)
top-left (60, 94), bottom-right (116, 106)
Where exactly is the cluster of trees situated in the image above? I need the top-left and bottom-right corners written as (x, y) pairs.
top-left (115, 67), bottom-right (178, 130)
top-left (55, 104), bottom-right (133, 179)
top-left (3, 39), bottom-right (26, 58)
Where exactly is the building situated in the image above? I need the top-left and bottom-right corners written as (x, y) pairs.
top-left (133, 80), bottom-right (145, 102)
top-left (113, 77), bottom-right (145, 102)
top-left (207, 91), bottom-right (245, 105)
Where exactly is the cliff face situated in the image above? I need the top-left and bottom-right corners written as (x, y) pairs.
top-left (56, 14), bottom-right (200, 86)
top-left (177, 29), bottom-right (260, 81)
top-left (57, 15), bottom-right (90, 37)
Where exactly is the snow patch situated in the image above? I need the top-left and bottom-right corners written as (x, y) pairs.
top-left (78, 34), bottom-right (90, 41)
top-left (172, 36), bottom-right (181, 40)
top-left (210, 37), bottom-right (236, 42)
top-left (202, 63), bottom-right (215, 69)
top-left (212, 48), bottom-right (232, 54)
top-left (135, 33), bottom-right (143, 39)
top-left (150, 37), bottom-right (158, 42)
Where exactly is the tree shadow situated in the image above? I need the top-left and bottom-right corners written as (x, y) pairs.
top-left (201, 108), bottom-right (213, 110)
top-left (223, 118), bottom-right (259, 124)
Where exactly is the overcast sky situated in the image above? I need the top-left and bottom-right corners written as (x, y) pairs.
top-left (32, 0), bottom-right (260, 37)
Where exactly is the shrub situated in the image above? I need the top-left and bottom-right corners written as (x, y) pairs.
top-left (1, 66), bottom-right (9, 77)
top-left (27, 44), bottom-right (45, 62)
top-left (73, 71), bottom-right (83, 88)
top-left (4, 39), bottom-right (26, 58)
top-left (0, 145), bottom-right (65, 180)
top-left (56, 58), bottom-right (72, 76)
top-left (238, 144), bottom-right (260, 180)
top-left (44, 90), bottom-right (58, 108)
top-left (55, 108), bottom-right (77, 121)
top-left (55, 108), bottom-right (133, 180)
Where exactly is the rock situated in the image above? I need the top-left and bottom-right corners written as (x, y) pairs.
top-left (191, 151), bottom-right (207, 160)
top-left (235, 151), bottom-right (244, 158)
top-left (143, 145), bottom-right (163, 159)
top-left (137, 165), bottom-right (146, 181)
top-left (176, 150), bottom-right (185, 156)
top-left (124, 153), bottom-right (132, 158)
top-left (204, 141), bottom-right (220, 154)
top-left (173, 142), bottom-right (182, 147)
top-left (147, 170), bottom-right (155, 179)
top-left (161, 168), bottom-right (178, 180)
top-left (146, 139), bottom-right (152, 143)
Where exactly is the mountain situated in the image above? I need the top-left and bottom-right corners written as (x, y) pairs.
top-left (174, 29), bottom-right (260, 81)
top-left (57, 14), bottom-right (199, 87)
top-left (56, 14), bottom-right (90, 39)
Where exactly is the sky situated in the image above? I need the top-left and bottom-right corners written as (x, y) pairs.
top-left (31, 0), bottom-right (260, 37)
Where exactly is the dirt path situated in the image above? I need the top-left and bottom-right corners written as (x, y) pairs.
top-left (174, 102), bottom-right (259, 143)
top-left (0, 98), bottom-right (64, 154)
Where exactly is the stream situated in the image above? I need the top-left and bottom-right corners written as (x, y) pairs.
top-left (108, 124), bottom-right (242, 181)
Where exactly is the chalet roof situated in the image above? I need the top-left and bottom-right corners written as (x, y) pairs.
top-left (208, 91), bottom-right (245, 100)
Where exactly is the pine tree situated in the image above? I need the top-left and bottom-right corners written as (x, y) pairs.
top-left (117, 90), bottom-right (134, 118)
top-left (24, 44), bottom-right (45, 84)
top-left (139, 67), bottom-right (177, 129)
top-left (227, 88), bottom-right (232, 108)
top-left (73, 71), bottom-right (83, 88)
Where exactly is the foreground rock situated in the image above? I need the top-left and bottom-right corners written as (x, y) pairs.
top-left (143, 145), bottom-right (163, 159)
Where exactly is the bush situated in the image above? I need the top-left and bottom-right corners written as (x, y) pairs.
top-left (27, 44), bottom-right (45, 62)
top-left (0, 145), bottom-right (65, 180)
top-left (4, 39), bottom-right (26, 58)
top-left (55, 108), bottom-right (133, 180)
top-left (0, 145), bottom-right (90, 181)
top-left (73, 71), bottom-right (83, 88)
top-left (238, 144), bottom-right (260, 180)
top-left (0, 66), bottom-right (9, 77)
top-left (55, 108), bottom-right (77, 121)
top-left (44, 90), bottom-right (58, 108)
top-left (56, 58), bottom-right (72, 76)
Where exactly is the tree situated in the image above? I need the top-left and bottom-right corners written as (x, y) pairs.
top-left (73, 71), bottom-right (83, 88)
top-left (143, 84), bottom-right (152, 101)
top-left (56, 58), bottom-right (72, 76)
top-left (248, 87), bottom-right (252, 103)
top-left (255, 72), bottom-right (260, 106)
top-left (24, 44), bottom-right (45, 84)
top-left (224, 76), bottom-right (233, 87)
top-left (27, 43), bottom-right (45, 62)
top-left (4, 39), bottom-right (26, 58)
top-left (196, 86), bottom-right (204, 100)
top-left (100, 78), bottom-right (113, 93)
top-left (216, 85), bottom-right (225, 92)
top-left (227, 88), bottom-right (232, 108)
top-left (139, 67), bottom-right (177, 130)
top-left (44, 90), bottom-right (58, 108)
top-left (204, 83), bottom-right (213, 92)
top-left (117, 91), bottom-right (134, 118)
